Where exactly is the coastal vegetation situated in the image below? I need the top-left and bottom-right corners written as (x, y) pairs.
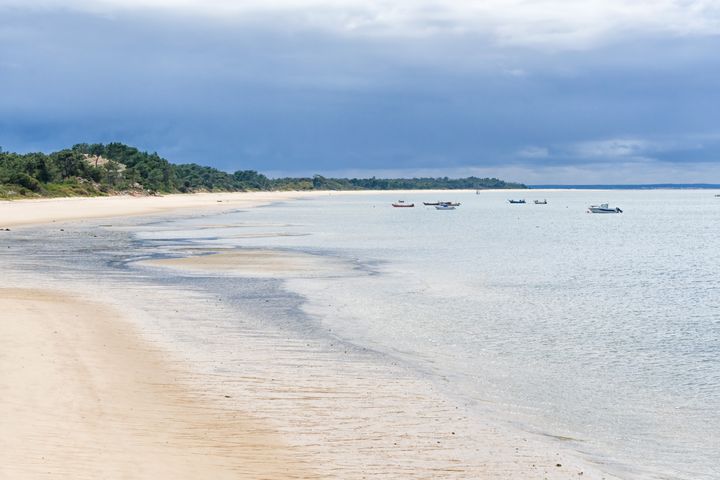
top-left (0, 143), bottom-right (525, 198)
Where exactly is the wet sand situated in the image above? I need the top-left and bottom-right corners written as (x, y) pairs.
top-left (141, 249), bottom-right (351, 277)
top-left (0, 288), bottom-right (315, 479)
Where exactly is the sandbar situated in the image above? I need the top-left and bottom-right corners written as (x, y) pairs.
top-left (140, 249), bottom-right (351, 277)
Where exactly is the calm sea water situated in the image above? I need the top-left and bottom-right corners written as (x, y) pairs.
top-left (138, 190), bottom-right (720, 479)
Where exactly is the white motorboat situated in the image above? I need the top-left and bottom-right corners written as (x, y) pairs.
top-left (435, 204), bottom-right (456, 210)
top-left (588, 203), bottom-right (623, 214)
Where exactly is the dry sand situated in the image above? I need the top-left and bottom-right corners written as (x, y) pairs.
top-left (0, 191), bottom-right (312, 229)
top-left (0, 288), bottom-right (315, 479)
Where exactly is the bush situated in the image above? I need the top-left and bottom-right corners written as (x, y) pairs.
top-left (10, 173), bottom-right (41, 192)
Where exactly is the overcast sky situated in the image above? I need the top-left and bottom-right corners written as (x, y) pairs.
top-left (1, 0), bottom-right (719, 183)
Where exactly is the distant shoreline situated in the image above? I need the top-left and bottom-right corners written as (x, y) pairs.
top-left (0, 189), bottom-right (511, 229)
top-left (529, 183), bottom-right (720, 189)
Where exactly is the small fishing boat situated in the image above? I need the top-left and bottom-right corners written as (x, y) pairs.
top-left (424, 201), bottom-right (461, 206)
top-left (534, 199), bottom-right (548, 205)
top-left (588, 203), bottom-right (623, 214)
top-left (508, 199), bottom-right (526, 204)
top-left (392, 200), bottom-right (415, 208)
top-left (435, 204), bottom-right (456, 210)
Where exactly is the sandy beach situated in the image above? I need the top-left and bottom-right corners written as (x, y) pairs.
top-left (1, 192), bottom-right (620, 479)
top-left (0, 287), bottom-right (315, 479)
top-left (0, 191), bottom-right (314, 229)
top-left (1, 194), bottom-right (319, 478)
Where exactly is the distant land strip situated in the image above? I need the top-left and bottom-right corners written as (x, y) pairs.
top-left (0, 143), bottom-right (525, 198)
top-left (530, 184), bottom-right (720, 189)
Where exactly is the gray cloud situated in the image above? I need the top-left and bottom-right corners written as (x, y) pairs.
top-left (1, 4), bottom-right (719, 182)
top-left (4, 0), bottom-right (720, 48)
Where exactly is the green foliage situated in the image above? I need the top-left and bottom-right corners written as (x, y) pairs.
top-left (233, 170), bottom-right (272, 190)
top-left (9, 172), bottom-right (42, 192)
top-left (43, 179), bottom-right (107, 197)
top-left (1, 142), bottom-right (526, 198)
top-left (342, 176), bottom-right (524, 190)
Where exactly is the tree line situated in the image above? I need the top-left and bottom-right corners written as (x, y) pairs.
top-left (0, 143), bottom-right (526, 197)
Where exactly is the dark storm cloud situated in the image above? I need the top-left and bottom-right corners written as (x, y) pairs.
top-left (1, 4), bottom-right (719, 182)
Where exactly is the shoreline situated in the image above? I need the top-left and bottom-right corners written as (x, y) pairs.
top-left (1, 192), bottom-right (627, 479)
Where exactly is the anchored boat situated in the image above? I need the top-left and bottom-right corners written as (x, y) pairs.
top-left (508, 199), bottom-right (526, 204)
top-left (424, 201), bottom-right (461, 206)
top-left (392, 200), bottom-right (415, 208)
top-left (588, 203), bottom-right (623, 214)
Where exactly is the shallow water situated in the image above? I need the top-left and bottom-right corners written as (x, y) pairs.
top-left (132, 190), bottom-right (720, 480)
